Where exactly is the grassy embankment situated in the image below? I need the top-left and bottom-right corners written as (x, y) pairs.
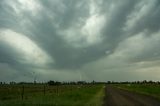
top-left (0, 84), bottom-right (104, 106)
top-left (115, 84), bottom-right (160, 100)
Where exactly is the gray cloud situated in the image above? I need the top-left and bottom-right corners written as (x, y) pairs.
top-left (0, 0), bottom-right (160, 82)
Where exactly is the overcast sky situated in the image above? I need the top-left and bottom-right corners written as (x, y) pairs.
top-left (0, 0), bottom-right (160, 82)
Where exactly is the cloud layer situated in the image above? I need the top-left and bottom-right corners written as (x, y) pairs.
top-left (0, 0), bottom-right (160, 82)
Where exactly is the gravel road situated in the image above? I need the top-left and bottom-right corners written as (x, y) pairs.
top-left (103, 85), bottom-right (160, 106)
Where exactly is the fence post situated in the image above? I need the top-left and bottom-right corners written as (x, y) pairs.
top-left (56, 85), bottom-right (59, 96)
top-left (44, 85), bottom-right (46, 96)
top-left (21, 85), bottom-right (24, 100)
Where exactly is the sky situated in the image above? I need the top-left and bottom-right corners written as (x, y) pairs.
top-left (0, 0), bottom-right (160, 82)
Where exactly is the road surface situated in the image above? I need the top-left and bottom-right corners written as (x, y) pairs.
top-left (103, 85), bottom-right (160, 106)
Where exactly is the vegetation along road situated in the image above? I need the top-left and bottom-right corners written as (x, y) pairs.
top-left (103, 85), bottom-right (160, 106)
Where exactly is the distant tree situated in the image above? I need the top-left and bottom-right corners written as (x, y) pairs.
top-left (92, 80), bottom-right (95, 84)
top-left (148, 80), bottom-right (153, 84)
top-left (77, 81), bottom-right (86, 85)
top-left (10, 81), bottom-right (16, 85)
top-left (107, 81), bottom-right (111, 84)
top-left (142, 80), bottom-right (147, 84)
top-left (48, 80), bottom-right (61, 86)
top-left (48, 80), bottom-right (55, 85)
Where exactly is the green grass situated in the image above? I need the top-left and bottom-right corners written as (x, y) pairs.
top-left (0, 84), bottom-right (104, 106)
top-left (114, 84), bottom-right (160, 100)
top-left (86, 85), bottom-right (105, 106)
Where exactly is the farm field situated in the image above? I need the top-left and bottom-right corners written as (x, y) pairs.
top-left (0, 84), bottom-right (104, 106)
top-left (2, 83), bottom-right (160, 106)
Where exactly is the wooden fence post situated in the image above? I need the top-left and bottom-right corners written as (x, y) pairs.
top-left (44, 85), bottom-right (46, 96)
top-left (21, 85), bottom-right (24, 100)
top-left (56, 85), bottom-right (59, 96)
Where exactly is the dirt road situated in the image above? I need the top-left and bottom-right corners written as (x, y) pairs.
top-left (103, 85), bottom-right (160, 106)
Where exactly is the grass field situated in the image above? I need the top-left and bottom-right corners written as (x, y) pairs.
top-left (115, 84), bottom-right (160, 100)
top-left (0, 84), bottom-right (104, 106)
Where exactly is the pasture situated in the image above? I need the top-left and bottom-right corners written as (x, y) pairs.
top-left (0, 84), bottom-right (104, 106)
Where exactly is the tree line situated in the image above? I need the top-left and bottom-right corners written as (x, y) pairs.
top-left (0, 80), bottom-right (160, 85)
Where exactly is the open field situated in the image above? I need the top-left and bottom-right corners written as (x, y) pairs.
top-left (2, 83), bottom-right (160, 106)
top-left (0, 84), bottom-right (104, 106)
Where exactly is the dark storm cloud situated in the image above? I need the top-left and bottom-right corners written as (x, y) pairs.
top-left (8, 0), bottom-right (104, 69)
top-left (24, 0), bottom-right (138, 69)
top-left (0, 0), bottom-right (160, 81)
top-left (39, 0), bottom-right (90, 29)
top-left (127, 0), bottom-right (160, 35)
